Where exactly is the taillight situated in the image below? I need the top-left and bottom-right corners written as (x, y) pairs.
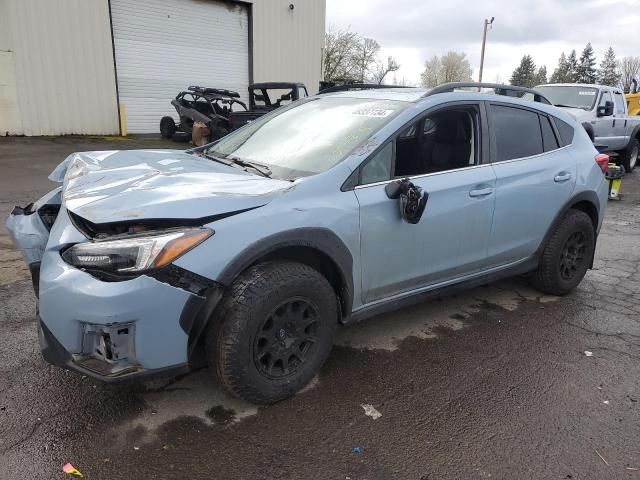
top-left (595, 153), bottom-right (609, 174)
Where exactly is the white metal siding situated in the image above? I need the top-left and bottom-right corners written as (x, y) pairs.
top-left (0, 0), bottom-right (119, 136)
top-left (110, 0), bottom-right (250, 134)
top-left (251, 0), bottom-right (325, 95)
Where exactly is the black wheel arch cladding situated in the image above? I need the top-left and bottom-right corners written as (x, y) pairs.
top-left (217, 228), bottom-right (354, 317)
top-left (536, 190), bottom-right (600, 268)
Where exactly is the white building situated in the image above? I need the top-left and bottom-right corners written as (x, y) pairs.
top-left (0, 0), bottom-right (326, 136)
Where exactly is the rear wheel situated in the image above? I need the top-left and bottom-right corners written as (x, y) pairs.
top-left (531, 210), bottom-right (595, 295)
top-left (160, 116), bottom-right (176, 139)
top-left (618, 138), bottom-right (638, 173)
top-left (206, 261), bottom-right (338, 404)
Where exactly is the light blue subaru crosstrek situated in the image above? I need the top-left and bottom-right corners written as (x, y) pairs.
top-left (6, 83), bottom-right (609, 404)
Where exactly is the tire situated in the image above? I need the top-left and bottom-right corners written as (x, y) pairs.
top-left (206, 261), bottom-right (338, 404)
top-left (531, 210), bottom-right (595, 296)
top-left (618, 138), bottom-right (638, 173)
top-left (160, 116), bottom-right (176, 139)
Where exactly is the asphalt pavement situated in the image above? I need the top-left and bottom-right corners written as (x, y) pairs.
top-left (1, 137), bottom-right (639, 480)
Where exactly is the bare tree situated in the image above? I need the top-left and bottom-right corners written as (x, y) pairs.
top-left (352, 38), bottom-right (380, 82)
top-left (323, 26), bottom-right (360, 81)
top-left (618, 56), bottom-right (640, 92)
top-left (420, 52), bottom-right (472, 87)
top-left (371, 56), bottom-right (400, 84)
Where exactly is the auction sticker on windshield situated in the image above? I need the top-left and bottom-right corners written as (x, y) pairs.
top-left (351, 107), bottom-right (395, 117)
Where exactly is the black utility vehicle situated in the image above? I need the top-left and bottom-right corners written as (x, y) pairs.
top-left (160, 86), bottom-right (247, 142)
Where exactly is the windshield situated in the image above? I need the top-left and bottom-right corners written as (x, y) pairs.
top-left (535, 86), bottom-right (598, 110)
top-left (206, 97), bottom-right (408, 179)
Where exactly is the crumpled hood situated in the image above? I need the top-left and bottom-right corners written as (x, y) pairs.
top-left (50, 150), bottom-right (293, 224)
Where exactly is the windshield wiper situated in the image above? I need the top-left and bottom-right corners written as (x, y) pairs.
top-left (197, 151), bottom-right (236, 168)
top-left (227, 156), bottom-right (272, 178)
top-left (198, 151), bottom-right (272, 178)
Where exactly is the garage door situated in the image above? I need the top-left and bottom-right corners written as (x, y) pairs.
top-left (110, 0), bottom-right (249, 134)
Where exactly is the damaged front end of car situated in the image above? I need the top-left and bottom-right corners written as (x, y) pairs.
top-left (5, 149), bottom-right (286, 382)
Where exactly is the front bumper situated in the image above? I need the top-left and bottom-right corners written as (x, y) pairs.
top-left (38, 247), bottom-right (198, 380)
top-left (38, 317), bottom-right (190, 382)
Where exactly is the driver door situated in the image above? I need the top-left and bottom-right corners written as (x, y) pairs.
top-left (353, 102), bottom-right (496, 304)
top-left (594, 89), bottom-right (614, 148)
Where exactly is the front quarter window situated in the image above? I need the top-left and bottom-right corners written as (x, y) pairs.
top-left (207, 97), bottom-right (407, 179)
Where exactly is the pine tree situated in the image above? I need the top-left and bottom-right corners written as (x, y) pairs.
top-left (566, 50), bottom-right (579, 83)
top-left (598, 46), bottom-right (619, 86)
top-left (534, 65), bottom-right (548, 85)
top-left (550, 52), bottom-right (568, 83)
top-left (576, 42), bottom-right (597, 84)
top-left (510, 55), bottom-right (537, 87)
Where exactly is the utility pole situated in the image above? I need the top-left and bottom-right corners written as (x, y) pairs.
top-left (478, 17), bottom-right (495, 83)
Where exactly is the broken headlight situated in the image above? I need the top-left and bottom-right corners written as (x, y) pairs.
top-left (62, 228), bottom-right (212, 276)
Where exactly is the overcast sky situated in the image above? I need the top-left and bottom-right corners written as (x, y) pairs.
top-left (326, 0), bottom-right (639, 86)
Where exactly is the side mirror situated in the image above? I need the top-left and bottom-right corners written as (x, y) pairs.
top-left (597, 100), bottom-right (614, 117)
top-left (384, 178), bottom-right (428, 224)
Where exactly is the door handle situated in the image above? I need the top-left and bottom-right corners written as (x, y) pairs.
top-left (469, 187), bottom-right (494, 197)
top-left (554, 172), bottom-right (572, 183)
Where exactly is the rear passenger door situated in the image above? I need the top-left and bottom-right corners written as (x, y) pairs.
top-left (486, 103), bottom-right (577, 267)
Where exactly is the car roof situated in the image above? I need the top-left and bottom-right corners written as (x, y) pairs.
top-left (319, 85), bottom-right (578, 125)
top-left (321, 87), bottom-right (429, 102)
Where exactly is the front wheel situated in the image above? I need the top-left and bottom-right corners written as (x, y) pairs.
top-left (531, 210), bottom-right (595, 296)
top-left (206, 261), bottom-right (338, 404)
top-left (619, 138), bottom-right (638, 173)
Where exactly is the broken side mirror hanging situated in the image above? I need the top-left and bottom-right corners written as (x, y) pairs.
top-left (385, 178), bottom-right (428, 224)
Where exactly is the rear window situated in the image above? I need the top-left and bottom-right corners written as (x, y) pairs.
top-left (491, 105), bottom-right (543, 161)
top-left (553, 118), bottom-right (574, 146)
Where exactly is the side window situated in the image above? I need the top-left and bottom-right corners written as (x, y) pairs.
top-left (613, 92), bottom-right (625, 114)
top-left (360, 142), bottom-right (393, 185)
top-left (540, 115), bottom-right (560, 152)
top-left (553, 118), bottom-right (574, 146)
top-left (490, 105), bottom-right (543, 161)
top-left (599, 90), bottom-right (612, 108)
top-left (394, 107), bottom-right (478, 177)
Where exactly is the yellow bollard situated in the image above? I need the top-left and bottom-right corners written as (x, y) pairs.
top-left (119, 102), bottom-right (127, 137)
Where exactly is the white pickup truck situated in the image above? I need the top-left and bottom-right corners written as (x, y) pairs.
top-left (535, 83), bottom-right (640, 172)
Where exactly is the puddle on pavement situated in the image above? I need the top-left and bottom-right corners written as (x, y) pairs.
top-left (118, 370), bottom-right (321, 440)
top-left (336, 279), bottom-right (559, 351)
top-left (120, 370), bottom-right (258, 438)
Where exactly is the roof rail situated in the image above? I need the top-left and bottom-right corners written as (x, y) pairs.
top-left (425, 82), bottom-right (551, 104)
top-left (318, 82), bottom-right (410, 95)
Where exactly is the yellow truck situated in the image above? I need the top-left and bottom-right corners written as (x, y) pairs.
top-left (627, 92), bottom-right (640, 116)
top-left (627, 79), bottom-right (640, 116)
